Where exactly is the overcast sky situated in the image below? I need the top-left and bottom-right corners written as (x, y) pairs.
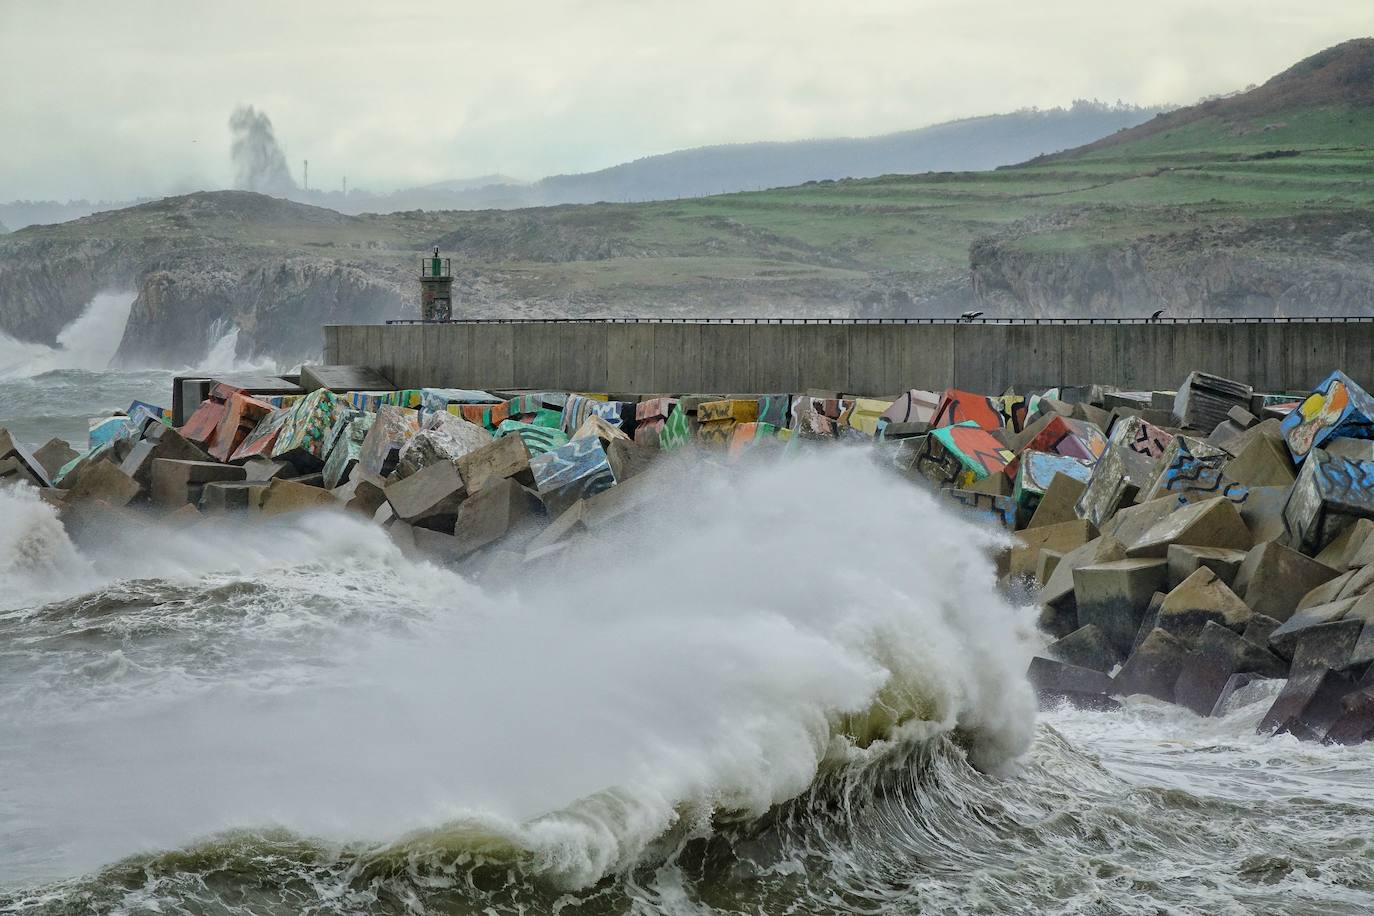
top-left (1, 0), bottom-right (1369, 200)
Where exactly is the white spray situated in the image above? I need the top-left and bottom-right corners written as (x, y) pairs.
top-left (0, 449), bottom-right (1038, 888)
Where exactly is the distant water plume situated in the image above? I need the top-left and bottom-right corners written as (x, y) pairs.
top-left (229, 105), bottom-right (297, 196)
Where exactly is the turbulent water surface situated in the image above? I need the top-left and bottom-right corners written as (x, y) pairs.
top-left (0, 303), bottom-right (1372, 914)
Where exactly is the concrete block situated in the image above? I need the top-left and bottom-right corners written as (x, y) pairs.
top-left (1166, 544), bottom-right (1247, 590)
top-left (333, 472), bottom-right (388, 517)
top-left (357, 405), bottom-right (420, 478)
top-left (1026, 656), bottom-right (1120, 711)
top-left (396, 412), bottom-right (491, 479)
top-left (1136, 435), bottom-right (1242, 507)
top-left (66, 460), bottom-right (141, 507)
top-left (1259, 665), bottom-right (1357, 740)
top-left (458, 434), bottom-right (535, 494)
top-left (1237, 485), bottom-right (1290, 545)
top-left (271, 389), bottom-right (341, 470)
top-left (1046, 624), bottom-right (1121, 673)
top-left (941, 489), bottom-right (1017, 529)
top-left (1280, 370), bottom-right (1374, 465)
top-left (1157, 567), bottom-right (1253, 647)
top-left (1100, 496), bottom-right (1178, 549)
top-left (1173, 371), bottom-right (1252, 433)
top-left (1113, 627), bottom-right (1189, 702)
top-left (258, 477), bottom-right (337, 517)
top-left (1326, 688), bottom-right (1374, 744)
top-left (1037, 536), bottom-right (1127, 638)
top-left (1014, 451), bottom-right (1093, 521)
top-left (1074, 558), bottom-right (1169, 657)
top-left (1174, 620), bottom-right (1287, 717)
top-left (32, 438), bottom-right (78, 478)
top-left (243, 458), bottom-right (292, 482)
top-left (1075, 415), bottom-right (1169, 528)
top-left (495, 420), bottom-right (568, 458)
top-left (531, 437), bottom-right (617, 517)
top-left (209, 392), bottom-right (275, 463)
top-left (1232, 541), bottom-right (1340, 623)
top-left (1243, 613), bottom-right (1283, 647)
top-left (199, 480), bottom-right (264, 512)
top-left (0, 428), bottom-right (53, 487)
top-left (384, 461), bottom-right (467, 529)
top-left (1267, 599), bottom-right (1359, 660)
top-left (1316, 517), bottom-right (1374, 569)
top-left (1297, 571), bottom-right (1356, 611)
top-left (151, 459), bottom-right (245, 508)
top-left (228, 406), bottom-right (290, 464)
top-left (1008, 518), bottom-right (1096, 581)
top-left (299, 364), bottom-right (394, 392)
top-left (1020, 415), bottom-right (1107, 462)
top-left (525, 499), bottom-right (590, 555)
top-left (1282, 449), bottom-right (1374, 555)
top-left (1026, 472), bottom-right (1087, 529)
top-left (1126, 497), bottom-right (1252, 558)
top-left (1224, 435), bottom-right (1296, 489)
top-left (1036, 549), bottom-right (1065, 586)
top-left (454, 477), bottom-right (544, 557)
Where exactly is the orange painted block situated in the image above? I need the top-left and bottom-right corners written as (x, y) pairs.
top-left (209, 393), bottom-right (275, 463)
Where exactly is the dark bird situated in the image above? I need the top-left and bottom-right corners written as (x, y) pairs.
top-left (959, 310), bottom-right (984, 322)
top-left (1150, 308), bottom-right (1167, 321)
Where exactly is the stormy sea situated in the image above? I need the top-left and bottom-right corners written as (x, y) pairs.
top-left (2, 297), bottom-right (1373, 915)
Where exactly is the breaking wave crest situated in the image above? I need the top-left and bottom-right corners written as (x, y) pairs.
top-left (0, 449), bottom-right (1039, 911)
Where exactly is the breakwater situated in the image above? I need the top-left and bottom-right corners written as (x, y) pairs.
top-left (326, 318), bottom-right (1374, 394)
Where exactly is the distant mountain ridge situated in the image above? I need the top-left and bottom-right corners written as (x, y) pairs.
top-left (0, 102), bottom-right (1163, 228)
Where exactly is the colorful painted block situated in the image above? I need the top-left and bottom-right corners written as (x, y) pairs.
top-left (357, 405), bottom-right (420, 477)
top-left (1284, 450), bottom-right (1374, 553)
top-left (1023, 415), bottom-right (1108, 463)
top-left (635, 419), bottom-right (665, 448)
top-left (1014, 451), bottom-right (1095, 513)
top-left (927, 421), bottom-right (1016, 486)
top-left (880, 389), bottom-right (940, 426)
top-left (179, 399), bottom-right (227, 449)
top-left (791, 398), bottom-right (837, 439)
top-left (756, 395), bottom-right (790, 428)
top-left (561, 394), bottom-right (627, 434)
top-left (209, 392), bottom-right (275, 462)
top-left (931, 389), bottom-right (1004, 431)
top-left (1137, 435), bottom-right (1247, 506)
top-left (844, 398), bottom-right (893, 436)
top-left (89, 416), bottom-right (135, 451)
top-left (1281, 371), bottom-right (1374, 465)
top-left (698, 419), bottom-right (736, 446)
top-left (726, 422), bottom-right (781, 461)
top-left (452, 401), bottom-right (512, 430)
top-left (531, 408), bottom-right (563, 429)
top-left (127, 400), bottom-right (172, 430)
top-left (1074, 415), bottom-right (1172, 528)
top-left (495, 419), bottom-right (569, 456)
top-left (230, 407), bottom-right (290, 463)
top-left (530, 436), bottom-right (617, 516)
top-left (347, 391), bottom-right (390, 412)
top-left (698, 399), bottom-right (758, 424)
top-left (941, 489), bottom-right (1018, 529)
top-left (507, 393), bottom-right (544, 418)
top-left (322, 412), bottom-right (375, 489)
top-left (420, 388), bottom-right (501, 413)
top-left (636, 397), bottom-right (679, 423)
top-left (659, 406), bottom-right (691, 452)
top-left (271, 388), bottom-right (341, 468)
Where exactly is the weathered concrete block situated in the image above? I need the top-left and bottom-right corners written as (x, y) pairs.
top-left (66, 460), bottom-right (141, 507)
top-left (604, 437), bottom-right (654, 482)
top-left (208, 392), bottom-right (275, 463)
top-left (1078, 415), bottom-right (1170, 518)
top-left (1036, 549), bottom-right (1065, 585)
top-left (333, 472), bottom-right (388, 517)
top-left (1037, 535), bottom-right (1128, 637)
top-left (1136, 435), bottom-right (1243, 507)
top-left (1259, 665), bottom-right (1357, 741)
top-left (1046, 624), bottom-right (1121, 673)
top-left (1267, 600), bottom-right (1360, 661)
top-left (1126, 497), bottom-right (1252, 558)
top-left (1165, 544), bottom-right (1247, 591)
top-left (1173, 371), bottom-right (1252, 433)
top-left (32, 438), bottom-right (78, 478)
top-left (453, 477), bottom-right (544, 557)
top-left (0, 428), bottom-right (53, 487)
top-left (524, 499), bottom-right (590, 555)
top-left (1026, 656), bottom-right (1120, 711)
top-left (396, 412), bottom-right (490, 479)
top-left (243, 457), bottom-right (292, 482)
top-left (1326, 688), bottom-right (1374, 745)
top-left (941, 489), bottom-right (1017, 529)
top-left (1232, 541), bottom-right (1339, 623)
top-left (1074, 558), bottom-right (1169, 657)
top-left (1009, 518), bottom-right (1096, 581)
top-left (1156, 567), bottom-right (1253, 647)
top-left (199, 480), bottom-right (264, 512)
top-left (1237, 485), bottom-right (1290, 545)
top-left (1174, 621), bottom-right (1288, 717)
top-left (1029, 471), bottom-right (1091, 533)
top-left (357, 405), bottom-right (421, 478)
top-left (1014, 451), bottom-right (1094, 521)
top-left (1114, 627), bottom-right (1189, 702)
top-left (258, 477), bottom-right (337, 517)
top-left (457, 434), bottom-right (535, 494)
top-left (299, 364), bottom-right (394, 392)
top-left (120, 425), bottom-right (210, 490)
top-left (151, 459), bottom-right (246, 508)
top-left (384, 461), bottom-right (466, 529)
top-left (1224, 434), bottom-right (1296, 489)
top-left (1317, 517), bottom-right (1374, 569)
top-left (1099, 494), bottom-right (1178, 549)
top-left (1243, 613), bottom-right (1283, 647)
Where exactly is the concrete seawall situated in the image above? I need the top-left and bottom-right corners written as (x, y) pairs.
top-left (324, 321), bottom-right (1374, 394)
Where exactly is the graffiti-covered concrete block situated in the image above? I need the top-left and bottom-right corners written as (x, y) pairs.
top-left (271, 389), bottom-right (340, 470)
top-left (357, 405), bottom-right (420, 479)
top-left (561, 395), bottom-right (629, 434)
top-left (1282, 449), bottom-right (1374, 556)
top-left (209, 392), bottom-right (275, 463)
top-left (659, 406), bottom-right (691, 451)
top-left (1281, 371), bottom-right (1374, 465)
top-left (1075, 415), bottom-right (1171, 529)
top-left (1015, 451), bottom-right (1094, 518)
top-left (396, 412), bottom-right (489, 478)
top-left (322, 412), bottom-right (375, 489)
top-left (931, 388), bottom-right (1004, 431)
top-left (495, 419), bottom-right (569, 457)
top-left (880, 389), bottom-right (940, 427)
top-left (844, 398), bottom-right (892, 436)
top-left (698, 399), bottom-right (758, 425)
top-left (921, 422), bottom-right (1015, 487)
top-left (940, 488), bottom-right (1017, 529)
top-left (530, 436), bottom-right (617, 516)
top-left (1136, 435), bottom-right (1247, 507)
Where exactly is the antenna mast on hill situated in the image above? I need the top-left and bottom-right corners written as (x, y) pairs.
top-left (303, 159), bottom-right (309, 193)
top-left (342, 176), bottom-right (347, 196)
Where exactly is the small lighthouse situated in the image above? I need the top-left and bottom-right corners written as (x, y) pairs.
top-left (420, 247), bottom-right (453, 322)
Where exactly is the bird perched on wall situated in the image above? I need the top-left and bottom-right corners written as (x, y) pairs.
top-left (959, 310), bottom-right (984, 322)
top-left (1150, 308), bottom-right (1167, 321)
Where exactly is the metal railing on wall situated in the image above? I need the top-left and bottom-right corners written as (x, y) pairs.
top-left (383, 315), bottom-right (1374, 326)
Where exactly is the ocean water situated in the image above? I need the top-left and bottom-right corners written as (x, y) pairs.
top-left (1, 300), bottom-right (1373, 914)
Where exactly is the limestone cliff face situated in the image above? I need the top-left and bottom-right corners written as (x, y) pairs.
top-left (115, 256), bottom-right (409, 366)
top-left (970, 213), bottom-right (1374, 318)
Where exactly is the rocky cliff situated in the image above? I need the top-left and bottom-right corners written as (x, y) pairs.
top-left (970, 211), bottom-right (1374, 318)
